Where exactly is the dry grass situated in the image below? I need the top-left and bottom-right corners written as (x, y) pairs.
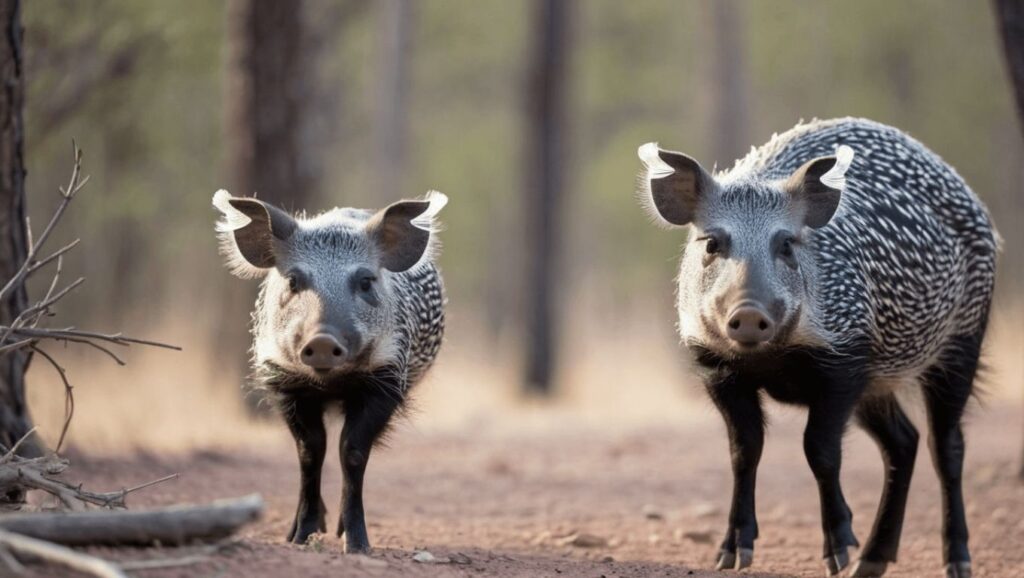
top-left (22, 299), bottom-right (1024, 455)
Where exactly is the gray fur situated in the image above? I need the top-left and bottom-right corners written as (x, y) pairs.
top-left (639, 117), bottom-right (998, 383)
top-left (213, 191), bottom-right (448, 395)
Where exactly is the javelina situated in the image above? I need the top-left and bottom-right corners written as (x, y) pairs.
top-left (213, 190), bottom-right (448, 552)
top-left (637, 118), bottom-right (997, 577)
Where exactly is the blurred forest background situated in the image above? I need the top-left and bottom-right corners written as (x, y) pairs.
top-left (15, 0), bottom-right (1024, 452)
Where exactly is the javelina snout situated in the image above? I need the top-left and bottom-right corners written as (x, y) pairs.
top-left (300, 330), bottom-right (351, 371)
top-left (725, 302), bottom-right (775, 345)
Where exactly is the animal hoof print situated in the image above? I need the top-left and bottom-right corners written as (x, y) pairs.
top-left (945, 562), bottom-right (971, 578)
top-left (824, 547), bottom-right (851, 576)
top-left (715, 549), bottom-right (736, 571)
top-left (848, 558), bottom-right (887, 577)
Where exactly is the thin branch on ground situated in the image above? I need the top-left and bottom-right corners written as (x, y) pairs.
top-left (0, 529), bottom-right (127, 578)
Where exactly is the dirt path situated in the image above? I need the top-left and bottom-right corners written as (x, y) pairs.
top-left (28, 404), bottom-right (1024, 578)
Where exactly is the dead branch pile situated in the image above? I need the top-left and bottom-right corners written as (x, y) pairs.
top-left (0, 147), bottom-right (263, 576)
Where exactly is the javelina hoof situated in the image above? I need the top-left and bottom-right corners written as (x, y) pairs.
top-left (714, 547), bottom-right (753, 570)
top-left (824, 546), bottom-right (852, 576)
top-left (848, 558), bottom-right (887, 577)
top-left (945, 562), bottom-right (971, 578)
top-left (345, 540), bottom-right (371, 555)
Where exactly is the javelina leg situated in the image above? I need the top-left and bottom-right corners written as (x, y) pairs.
top-left (804, 397), bottom-right (860, 576)
top-left (337, 390), bottom-right (401, 553)
top-left (707, 377), bottom-right (764, 571)
top-left (922, 336), bottom-right (979, 578)
top-left (283, 395), bottom-right (328, 544)
top-left (849, 396), bottom-right (919, 577)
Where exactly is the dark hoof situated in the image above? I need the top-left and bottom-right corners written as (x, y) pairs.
top-left (824, 546), bottom-right (852, 576)
top-left (715, 549), bottom-right (736, 571)
top-left (848, 558), bottom-right (888, 577)
top-left (945, 562), bottom-right (971, 578)
top-left (714, 548), bottom-right (753, 571)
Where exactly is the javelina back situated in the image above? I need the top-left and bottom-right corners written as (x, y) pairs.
top-left (637, 118), bottom-right (997, 577)
top-left (213, 190), bottom-right (448, 553)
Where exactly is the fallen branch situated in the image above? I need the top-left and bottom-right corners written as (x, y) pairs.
top-left (0, 494), bottom-right (263, 546)
top-left (0, 450), bottom-right (178, 511)
top-left (0, 529), bottom-right (126, 578)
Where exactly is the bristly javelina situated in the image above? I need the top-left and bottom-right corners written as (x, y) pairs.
top-left (212, 189), bottom-right (448, 552)
top-left (637, 118), bottom-right (997, 578)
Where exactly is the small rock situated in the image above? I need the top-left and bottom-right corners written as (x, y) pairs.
top-left (643, 504), bottom-right (665, 521)
top-left (648, 533), bottom-right (661, 545)
top-left (681, 530), bottom-right (714, 544)
top-left (412, 551), bottom-right (437, 563)
top-left (559, 532), bottom-right (608, 548)
top-left (601, 555), bottom-right (615, 563)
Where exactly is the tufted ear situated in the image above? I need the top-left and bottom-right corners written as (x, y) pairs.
top-left (784, 145), bottom-right (854, 229)
top-left (365, 191), bottom-right (448, 273)
top-left (212, 190), bottom-right (297, 278)
top-left (637, 143), bottom-right (715, 227)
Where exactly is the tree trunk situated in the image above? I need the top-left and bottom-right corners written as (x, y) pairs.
top-left (523, 0), bottom-right (571, 395)
top-left (991, 0), bottom-right (1024, 479)
top-left (224, 0), bottom-right (315, 208)
top-left (222, 0), bottom-right (315, 411)
top-left (707, 0), bottom-right (749, 167)
top-left (373, 0), bottom-right (413, 199)
top-left (0, 0), bottom-right (40, 460)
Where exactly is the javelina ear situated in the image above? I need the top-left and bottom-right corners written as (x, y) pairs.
top-left (366, 191), bottom-right (448, 273)
top-left (785, 145), bottom-right (854, 229)
top-left (212, 190), bottom-right (297, 278)
top-left (637, 143), bottom-right (714, 227)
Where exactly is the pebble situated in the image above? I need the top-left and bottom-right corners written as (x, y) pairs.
top-left (412, 550), bottom-right (437, 563)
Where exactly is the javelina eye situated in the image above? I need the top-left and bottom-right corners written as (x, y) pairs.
top-left (705, 237), bottom-right (720, 255)
top-left (780, 238), bottom-right (794, 258)
top-left (359, 276), bottom-right (375, 292)
top-left (287, 275), bottom-right (300, 293)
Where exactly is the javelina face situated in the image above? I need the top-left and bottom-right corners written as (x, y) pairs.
top-left (638, 143), bottom-right (853, 356)
top-left (213, 191), bottom-right (445, 383)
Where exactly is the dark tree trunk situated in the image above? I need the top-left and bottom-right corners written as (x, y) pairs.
top-left (222, 0), bottom-right (315, 410)
top-left (991, 0), bottom-right (1024, 479)
top-left (373, 0), bottom-right (412, 199)
top-left (523, 0), bottom-right (571, 395)
top-left (0, 0), bottom-right (40, 460)
top-left (224, 0), bottom-right (315, 208)
top-left (708, 0), bottom-right (749, 167)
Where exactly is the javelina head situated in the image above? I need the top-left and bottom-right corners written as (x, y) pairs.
top-left (637, 143), bottom-right (853, 356)
top-left (213, 190), bottom-right (447, 380)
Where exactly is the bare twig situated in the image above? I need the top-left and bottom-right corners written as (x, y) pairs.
top-left (0, 544), bottom-right (25, 574)
top-left (0, 142), bottom-right (84, 305)
top-left (0, 428), bottom-right (38, 464)
top-left (30, 348), bottom-right (73, 454)
top-left (0, 529), bottom-right (127, 578)
top-left (117, 554), bottom-right (210, 571)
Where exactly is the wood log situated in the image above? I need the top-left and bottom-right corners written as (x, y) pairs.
top-left (0, 494), bottom-right (262, 546)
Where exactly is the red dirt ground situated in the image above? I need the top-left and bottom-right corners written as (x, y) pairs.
top-left (16, 404), bottom-right (1024, 578)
